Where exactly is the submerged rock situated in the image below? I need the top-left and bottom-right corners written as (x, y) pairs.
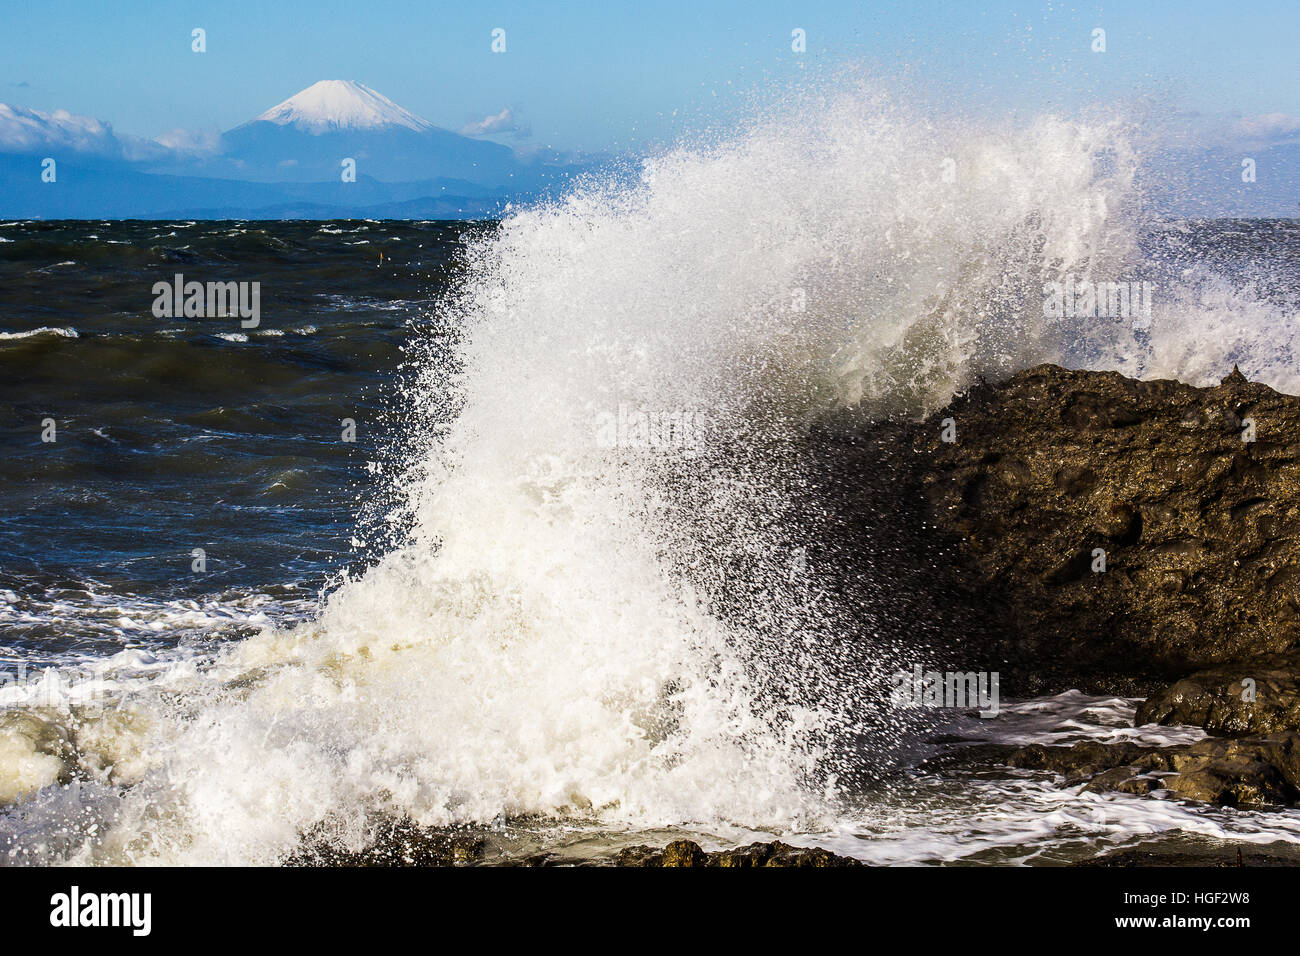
top-left (614, 839), bottom-right (862, 867)
top-left (1005, 740), bottom-right (1159, 786)
top-left (1076, 844), bottom-right (1300, 866)
top-left (1008, 733), bottom-right (1300, 807)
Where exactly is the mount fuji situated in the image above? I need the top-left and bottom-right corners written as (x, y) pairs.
top-left (191, 80), bottom-right (523, 186)
top-left (252, 80), bottom-right (435, 134)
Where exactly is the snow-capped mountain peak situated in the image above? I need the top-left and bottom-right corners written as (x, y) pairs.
top-left (251, 80), bottom-right (435, 134)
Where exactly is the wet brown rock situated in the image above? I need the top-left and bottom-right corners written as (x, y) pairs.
top-left (1006, 741), bottom-right (1157, 784)
top-left (1136, 653), bottom-right (1300, 735)
top-left (1006, 732), bottom-right (1300, 807)
top-left (1159, 734), bottom-right (1300, 805)
top-left (660, 839), bottom-right (708, 867)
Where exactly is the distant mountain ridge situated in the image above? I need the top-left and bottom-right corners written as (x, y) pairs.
top-left (0, 80), bottom-right (586, 218)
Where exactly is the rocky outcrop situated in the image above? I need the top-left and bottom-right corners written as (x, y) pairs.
top-left (814, 363), bottom-right (1300, 821)
top-left (829, 363), bottom-right (1300, 695)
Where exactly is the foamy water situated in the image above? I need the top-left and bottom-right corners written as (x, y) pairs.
top-left (4, 86), bottom-right (1300, 864)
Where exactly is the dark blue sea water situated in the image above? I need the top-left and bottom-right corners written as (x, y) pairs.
top-left (0, 220), bottom-right (484, 663)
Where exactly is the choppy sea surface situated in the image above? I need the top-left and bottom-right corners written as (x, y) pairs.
top-left (0, 220), bottom-right (491, 664)
top-left (3, 102), bottom-right (1300, 864)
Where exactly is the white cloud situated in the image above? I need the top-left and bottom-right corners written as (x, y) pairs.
top-left (0, 102), bottom-right (226, 165)
top-left (152, 127), bottom-right (222, 156)
top-left (460, 107), bottom-right (530, 138)
top-left (0, 102), bottom-right (122, 155)
top-left (1232, 112), bottom-right (1300, 144)
top-left (1159, 110), bottom-right (1300, 151)
top-left (120, 127), bottom-right (223, 163)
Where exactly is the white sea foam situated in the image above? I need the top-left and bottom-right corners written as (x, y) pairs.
top-left (0, 326), bottom-right (79, 340)
top-left (800, 693), bottom-right (1300, 865)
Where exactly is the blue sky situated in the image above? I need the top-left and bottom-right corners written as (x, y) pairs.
top-left (3, 0), bottom-right (1298, 152)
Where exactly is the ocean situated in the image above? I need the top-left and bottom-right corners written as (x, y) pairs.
top-left (0, 219), bottom-right (471, 666)
top-left (3, 105), bottom-right (1300, 864)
